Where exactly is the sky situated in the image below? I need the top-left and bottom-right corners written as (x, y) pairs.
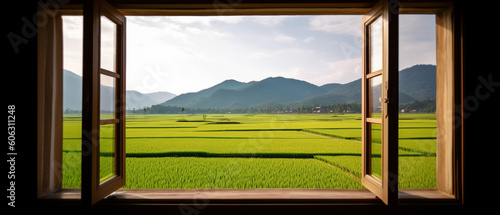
top-left (63, 14), bottom-right (435, 95)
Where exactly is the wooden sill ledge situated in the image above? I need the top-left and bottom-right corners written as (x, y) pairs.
top-left (40, 188), bottom-right (456, 205)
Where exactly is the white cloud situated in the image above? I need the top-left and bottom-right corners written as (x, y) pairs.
top-left (250, 52), bottom-right (271, 59)
top-left (251, 16), bottom-right (291, 27)
top-left (250, 48), bottom-right (314, 59)
top-left (303, 36), bottom-right (315, 43)
top-left (62, 16), bottom-right (83, 76)
top-left (399, 15), bottom-right (436, 70)
top-left (309, 15), bottom-right (362, 37)
top-left (62, 16), bottom-right (83, 39)
top-left (63, 15), bottom-right (366, 94)
top-left (185, 26), bottom-right (232, 37)
top-left (286, 57), bottom-right (361, 86)
top-left (166, 16), bottom-right (244, 26)
top-left (271, 34), bottom-right (297, 43)
top-left (323, 57), bottom-right (362, 84)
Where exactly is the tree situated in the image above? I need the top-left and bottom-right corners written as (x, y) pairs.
top-left (181, 107), bottom-right (185, 113)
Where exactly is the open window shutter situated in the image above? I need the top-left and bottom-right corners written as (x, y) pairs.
top-left (361, 0), bottom-right (399, 205)
top-left (82, 0), bottom-right (126, 209)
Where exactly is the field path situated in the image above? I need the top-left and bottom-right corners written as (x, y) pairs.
top-left (313, 158), bottom-right (361, 180)
top-left (301, 130), bottom-right (360, 142)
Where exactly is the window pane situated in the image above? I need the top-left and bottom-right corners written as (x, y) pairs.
top-left (369, 75), bottom-right (383, 118)
top-left (370, 16), bottom-right (382, 73)
top-left (370, 123), bottom-right (382, 180)
top-left (62, 16), bottom-right (83, 189)
top-left (100, 74), bottom-right (115, 119)
top-left (100, 16), bottom-right (116, 72)
top-left (100, 124), bottom-right (115, 183)
top-left (398, 15), bottom-right (437, 189)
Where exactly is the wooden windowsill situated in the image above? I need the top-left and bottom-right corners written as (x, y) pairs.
top-left (40, 188), bottom-right (457, 205)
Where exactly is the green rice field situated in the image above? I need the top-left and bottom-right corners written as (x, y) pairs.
top-left (62, 113), bottom-right (437, 189)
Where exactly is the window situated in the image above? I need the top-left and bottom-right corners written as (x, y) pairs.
top-left (59, 13), bottom-right (439, 193)
top-left (37, 0), bottom-right (464, 211)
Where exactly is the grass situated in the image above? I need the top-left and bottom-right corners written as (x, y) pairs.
top-left (124, 157), bottom-right (364, 189)
top-left (314, 155), bottom-right (436, 188)
top-left (62, 113), bottom-right (436, 189)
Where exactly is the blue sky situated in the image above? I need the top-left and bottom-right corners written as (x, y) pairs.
top-left (63, 15), bottom-right (435, 95)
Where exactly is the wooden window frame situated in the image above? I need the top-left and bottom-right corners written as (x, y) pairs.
top-left (37, 0), bottom-right (464, 210)
top-left (81, 0), bottom-right (127, 208)
top-left (360, 0), bottom-right (399, 206)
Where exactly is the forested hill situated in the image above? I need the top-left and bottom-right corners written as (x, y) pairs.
top-left (159, 64), bottom-right (436, 109)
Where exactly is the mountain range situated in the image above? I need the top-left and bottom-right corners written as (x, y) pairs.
top-left (160, 64), bottom-right (436, 108)
top-left (63, 64), bottom-right (436, 111)
top-left (63, 69), bottom-right (176, 111)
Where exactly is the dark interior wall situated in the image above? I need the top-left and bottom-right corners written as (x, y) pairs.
top-left (3, 0), bottom-right (494, 213)
top-left (461, 1), bottom-right (497, 210)
top-left (4, 0), bottom-right (38, 212)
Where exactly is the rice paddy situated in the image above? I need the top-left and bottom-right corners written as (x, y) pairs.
top-left (62, 113), bottom-right (436, 189)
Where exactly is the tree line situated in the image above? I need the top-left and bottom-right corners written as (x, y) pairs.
top-left (139, 102), bottom-right (363, 114)
top-left (66, 99), bottom-right (435, 115)
top-left (399, 99), bottom-right (436, 113)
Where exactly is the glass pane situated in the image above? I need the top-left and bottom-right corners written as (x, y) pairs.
top-left (369, 75), bottom-right (383, 118)
top-left (100, 16), bottom-right (116, 72)
top-left (100, 74), bottom-right (115, 119)
top-left (370, 16), bottom-right (383, 73)
top-left (370, 123), bottom-right (382, 180)
top-left (100, 124), bottom-right (115, 183)
top-left (398, 15), bottom-right (437, 189)
top-left (62, 16), bottom-right (83, 189)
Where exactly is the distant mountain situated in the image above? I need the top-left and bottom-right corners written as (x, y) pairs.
top-left (126, 91), bottom-right (158, 110)
top-left (63, 69), bottom-right (176, 111)
top-left (161, 77), bottom-right (328, 108)
top-left (161, 75), bottom-right (359, 109)
top-left (126, 91), bottom-right (176, 110)
top-left (161, 79), bottom-right (248, 108)
top-left (144, 91), bottom-right (176, 104)
top-left (63, 69), bottom-right (83, 111)
top-left (301, 78), bottom-right (361, 106)
top-left (64, 64), bottom-right (436, 111)
top-left (160, 64), bottom-right (436, 109)
top-left (303, 64), bottom-right (436, 105)
top-left (319, 83), bottom-right (342, 92)
top-left (399, 64), bottom-right (436, 100)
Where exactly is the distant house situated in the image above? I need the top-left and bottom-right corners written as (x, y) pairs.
top-left (312, 107), bottom-right (321, 113)
top-left (401, 109), bottom-right (405, 113)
